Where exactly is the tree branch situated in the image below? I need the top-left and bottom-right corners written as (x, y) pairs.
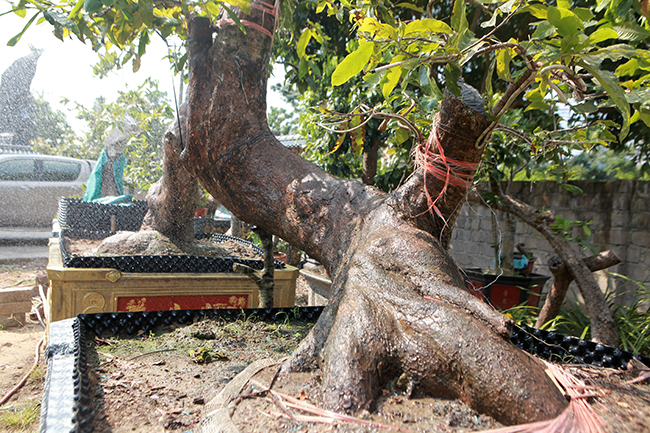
top-left (536, 250), bottom-right (621, 328)
top-left (477, 180), bottom-right (620, 346)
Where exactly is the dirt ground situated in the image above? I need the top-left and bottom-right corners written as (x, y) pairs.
top-left (2, 258), bottom-right (650, 433)
top-left (0, 258), bottom-right (48, 432)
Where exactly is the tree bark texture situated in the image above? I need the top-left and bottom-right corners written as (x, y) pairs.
top-left (361, 137), bottom-right (379, 185)
top-left (141, 106), bottom-right (199, 244)
top-left (172, 12), bottom-right (569, 425)
top-left (536, 250), bottom-right (621, 328)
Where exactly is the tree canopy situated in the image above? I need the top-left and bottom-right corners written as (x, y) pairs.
top-left (274, 0), bottom-right (650, 189)
top-left (6, 0), bottom-right (648, 182)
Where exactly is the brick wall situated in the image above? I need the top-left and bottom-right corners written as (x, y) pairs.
top-left (450, 180), bottom-right (650, 307)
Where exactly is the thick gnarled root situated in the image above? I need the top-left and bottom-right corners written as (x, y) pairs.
top-left (287, 253), bottom-right (568, 425)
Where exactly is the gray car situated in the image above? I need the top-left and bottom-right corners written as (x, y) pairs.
top-left (0, 154), bottom-right (95, 227)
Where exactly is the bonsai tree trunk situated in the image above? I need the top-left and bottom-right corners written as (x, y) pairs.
top-left (168, 13), bottom-right (568, 425)
top-left (141, 105), bottom-right (198, 244)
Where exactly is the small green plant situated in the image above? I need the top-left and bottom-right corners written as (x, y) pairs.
top-left (550, 215), bottom-right (596, 254)
top-left (189, 346), bottom-right (213, 364)
top-left (28, 365), bottom-right (46, 384)
top-left (0, 403), bottom-right (41, 431)
top-left (609, 273), bottom-right (650, 356)
top-left (503, 272), bottom-right (650, 356)
top-left (502, 304), bottom-right (539, 328)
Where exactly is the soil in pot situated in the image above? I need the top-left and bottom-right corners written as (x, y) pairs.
top-left (65, 232), bottom-right (262, 260)
top-left (83, 314), bottom-right (650, 433)
top-left (85, 315), bottom-right (504, 433)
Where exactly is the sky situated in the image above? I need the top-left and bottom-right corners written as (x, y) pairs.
top-left (0, 11), bottom-right (288, 132)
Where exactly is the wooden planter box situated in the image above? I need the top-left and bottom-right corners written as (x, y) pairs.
top-left (463, 268), bottom-right (551, 311)
top-left (46, 238), bottom-right (298, 324)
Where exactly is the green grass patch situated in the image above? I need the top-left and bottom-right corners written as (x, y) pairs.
top-left (502, 272), bottom-right (650, 357)
top-left (0, 403), bottom-right (40, 432)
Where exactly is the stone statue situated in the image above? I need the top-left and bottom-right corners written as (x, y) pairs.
top-left (0, 51), bottom-right (41, 147)
top-left (83, 117), bottom-right (141, 201)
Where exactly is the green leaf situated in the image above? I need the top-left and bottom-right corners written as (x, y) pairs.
top-left (331, 41), bottom-right (374, 86)
top-left (563, 184), bottom-right (583, 194)
top-left (496, 47), bottom-right (513, 81)
top-left (612, 23), bottom-right (650, 43)
top-left (579, 57), bottom-right (630, 139)
top-left (299, 59), bottom-right (308, 79)
top-left (451, 0), bottom-right (468, 33)
top-left (382, 65), bottom-right (401, 99)
top-left (573, 7), bottom-right (594, 21)
top-left (404, 19), bottom-right (452, 35)
top-left (525, 87), bottom-right (544, 101)
top-left (362, 71), bottom-right (383, 85)
top-left (547, 7), bottom-right (584, 37)
top-left (418, 65), bottom-right (430, 88)
top-left (84, 0), bottom-right (103, 13)
top-left (139, 0), bottom-right (153, 28)
top-left (460, 39), bottom-right (485, 65)
top-left (445, 62), bottom-right (462, 96)
top-left (68, 0), bottom-right (84, 18)
top-left (638, 107), bottom-right (650, 128)
top-left (585, 27), bottom-right (618, 45)
top-left (206, 1), bottom-right (221, 17)
top-left (615, 58), bottom-right (640, 77)
top-left (316, 1), bottom-right (328, 14)
top-left (297, 28), bottom-right (312, 58)
top-left (521, 4), bottom-right (547, 19)
top-left (395, 127), bottom-right (410, 144)
top-left (223, 5), bottom-right (246, 34)
top-left (499, 0), bottom-right (518, 13)
top-left (7, 12), bottom-right (40, 46)
top-left (137, 29), bottom-right (149, 57)
top-left (307, 59), bottom-right (321, 78)
top-left (573, 100), bottom-right (598, 113)
top-left (224, 0), bottom-right (251, 15)
top-left (481, 9), bottom-right (501, 28)
top-left (396, 2), bottom-right (425, 13)
top-left (524, 100), bottom-right (552, 111)
top-left (532, 20), bottom-right (556, 39)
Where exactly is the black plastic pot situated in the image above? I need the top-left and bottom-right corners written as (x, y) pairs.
top-left (40, 307), bottom-right (650, 433)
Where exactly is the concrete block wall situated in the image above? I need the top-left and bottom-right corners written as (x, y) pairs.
top-left (450, 180), bottom-right (650, 307)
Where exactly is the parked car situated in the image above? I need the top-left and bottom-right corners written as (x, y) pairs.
top-left (0, 154), bottom-right (95, 227)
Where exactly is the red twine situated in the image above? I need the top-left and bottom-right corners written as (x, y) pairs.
top-left (214, 0), bottom-right (279, 42)
top-left (415, 114), bottom-right (479, 222)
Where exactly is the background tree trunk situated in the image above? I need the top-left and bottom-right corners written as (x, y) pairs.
top-left (471, 183), bottom-right (620, 347)
top-left (157, 13), bottom-right (569, 425)
top-left (536, 250), bottom-right (621, 328)
top-left (361, 137), bottom-right (379, 185)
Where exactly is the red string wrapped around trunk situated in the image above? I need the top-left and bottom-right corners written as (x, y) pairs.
top-left (415, 114), bottom-right (479, 222)
top-left (214, 0), bottom-right (280, 43)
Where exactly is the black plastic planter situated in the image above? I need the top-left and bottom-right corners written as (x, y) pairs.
top-left (40, 307), bottom-right (650, 433)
